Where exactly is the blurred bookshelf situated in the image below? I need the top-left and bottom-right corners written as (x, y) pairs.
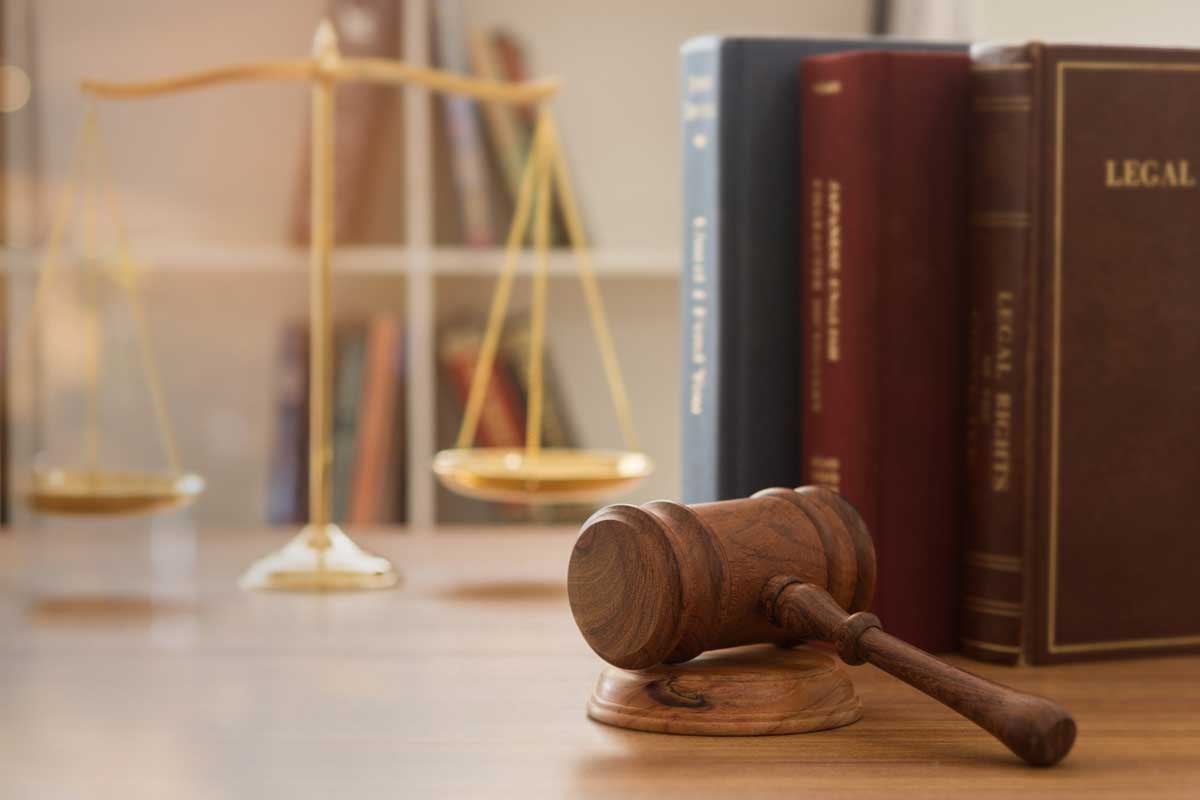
top-left (1, 0), bottom-right (874, 529)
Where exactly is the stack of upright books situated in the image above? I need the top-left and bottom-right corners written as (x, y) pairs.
top-left (680, 36), bottom-right (1200, 662)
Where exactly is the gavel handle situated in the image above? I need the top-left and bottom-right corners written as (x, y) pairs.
top-left (764, 578), bottom-right (1076, 767)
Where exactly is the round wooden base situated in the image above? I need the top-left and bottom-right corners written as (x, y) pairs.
top-left (587, 644), bottom-right (862, 736)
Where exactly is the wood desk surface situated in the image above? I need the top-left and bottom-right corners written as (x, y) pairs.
top-left (0, 526), bottom-right (1196, 798)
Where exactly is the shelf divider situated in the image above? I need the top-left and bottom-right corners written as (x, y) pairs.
top-left (404, 0), bottom-right (436, 531)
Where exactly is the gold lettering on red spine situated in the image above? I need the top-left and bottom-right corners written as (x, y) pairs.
top-left (825, 180), bottom-right (842, 363)
top-left (809, 455), bottom-right (841, 493)
top-left (809, 178), bottom-right (825, 413)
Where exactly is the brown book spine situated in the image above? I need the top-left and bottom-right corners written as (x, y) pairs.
top-left (350, 317), bottom-right (403, 526)
top-left (961, 46), bottom-right (1038, 663)
top-left (801, 51), bottom-right (968, 653)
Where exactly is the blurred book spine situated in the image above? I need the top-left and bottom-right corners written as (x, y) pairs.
top-left (500, 317), bottom-right (592, 523)
top-left (267, 316), bottom-right (406, 526)
top-left (265, 321), bottom-right (310, 524)
top-left (349, 316), bottom-right (406, 525)
top-left (436, 317), bottom-right (590, 524)
top-left (290, 0), bottom-right (402, 245)
top-left (331, 322), bottom-right (367, 522)
top-left (468, 28), bottom-right (571, 245)
top-left (0, 275), bottom-right (8, 526)
top-left (439, 321), bottom-right (524, 448)
top-left (500, 316), bottom-right (576, 451)
top-left (433, 0), bottom-right (497, 247)
top-left (468, 28), bottom-right (529, 211)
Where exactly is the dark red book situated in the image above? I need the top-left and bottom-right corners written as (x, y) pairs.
top-left (800, 50), bottom-right (969, 652)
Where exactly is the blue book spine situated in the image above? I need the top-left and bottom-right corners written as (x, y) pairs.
top-left (679, 37), bottom-right (722, 503)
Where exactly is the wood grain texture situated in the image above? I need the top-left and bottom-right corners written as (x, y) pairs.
top-left (567, 488), bottom-right (871, 669)
top-left (0, 526), bottom-right (1198, 798)
top-left (588, 644), bottom-right (863, 735)
top-left (768, 578), bottom-right (1075, 765)
top-left (569, 489), bottom-right (1074, 764)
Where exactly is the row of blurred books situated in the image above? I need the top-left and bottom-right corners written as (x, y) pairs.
top-left (265, 317), bottom-right (407, 526)
top-left (289, 0), bottom-right (574, 247)
top-left (431, 0), bottom-right (571, 247)
top-left (266, 314), bottom-right (587, 525)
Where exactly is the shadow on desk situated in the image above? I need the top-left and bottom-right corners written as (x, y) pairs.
top-left (436, 579), bottom-right (568, 604)
top-left (28, 594), bottom-right (195, 625)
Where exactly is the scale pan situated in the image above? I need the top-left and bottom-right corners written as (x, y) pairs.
top-left (433, 448), bottom-right (652, 504)
top-left (26, 469), bottom-right (206, 515)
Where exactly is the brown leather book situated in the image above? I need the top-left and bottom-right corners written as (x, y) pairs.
top-left (349, 317), bottom-right (404, 526)
top-left (290, 0), bottom-right (401, 245)
top-left (800, 50), bottom-right (969, 653)
top-left (964, 42), bottom-right (1200, 664)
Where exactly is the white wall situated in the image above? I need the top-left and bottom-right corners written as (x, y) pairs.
top-left (967, 0), bottom-right (1200, 46)
top-left (28, 0), bottom-right (326, 247)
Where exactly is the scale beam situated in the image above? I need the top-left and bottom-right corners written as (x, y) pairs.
top-left (69, 16), bottom-right (646, 586)
top-left (80, 57), bottom-right (560, 105)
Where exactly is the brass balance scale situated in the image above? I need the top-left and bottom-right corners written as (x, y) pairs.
top-left (28, 20), bottom-right (652, 591)
top-left (27, 107), bottom-right (206, 517)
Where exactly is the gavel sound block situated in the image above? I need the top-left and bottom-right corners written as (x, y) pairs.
top-left (567, 487), bottom-right (1077, 767)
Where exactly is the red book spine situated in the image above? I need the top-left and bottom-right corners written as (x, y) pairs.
top-left (441, 329), bottom-right (526, 448)
top-left (801, 51), bottom-right (969, 652)
top-left (801, 52), bottom-right (885, 598)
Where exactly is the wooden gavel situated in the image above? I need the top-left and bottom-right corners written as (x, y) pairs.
top-left (567, 486), bottom-right (1076, 766)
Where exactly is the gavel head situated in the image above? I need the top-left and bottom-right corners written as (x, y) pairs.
top-left (567, 486), bottom-right (876, 670)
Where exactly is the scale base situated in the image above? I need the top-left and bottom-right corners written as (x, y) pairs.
top-left (587, 644), bottom-right (862, 736)
top-left (239, 524), bottom-right (400, 592)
